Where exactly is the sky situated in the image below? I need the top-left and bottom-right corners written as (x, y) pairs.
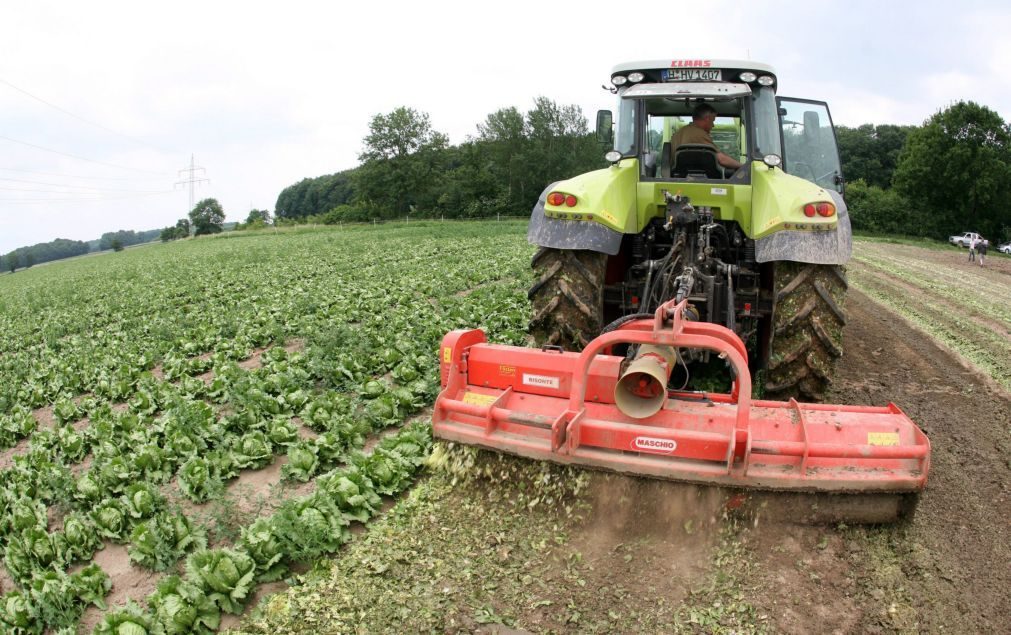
top-left (1, 0), bottom-right (1009, 254)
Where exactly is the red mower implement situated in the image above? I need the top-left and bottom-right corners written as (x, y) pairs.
top-left (433, 299), bottom-right (930, 523)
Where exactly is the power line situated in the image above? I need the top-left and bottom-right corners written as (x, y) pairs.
top-left (0, 166), bottom-right (164, 181)
top-left (0, 134), bottom-right (170, 175)
top-left (0, 185), bottom-right (167, 195)
top-left (0, 77), bottom-right (166, 153)
top-left (0, 190), bottom-right (175, 203)
top-left (0, 176), bottom-right (168, 193)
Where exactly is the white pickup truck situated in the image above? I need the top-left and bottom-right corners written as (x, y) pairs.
top-left (948, 232), bottom-right (989, 248)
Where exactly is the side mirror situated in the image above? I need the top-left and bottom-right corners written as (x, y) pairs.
top-left (596, 110), bottom-right (613, 145)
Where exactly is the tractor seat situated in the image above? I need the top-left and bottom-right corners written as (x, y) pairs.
top-left (672, 144), bottom-right (725, 179)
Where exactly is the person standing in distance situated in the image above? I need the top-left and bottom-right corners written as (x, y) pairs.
top-left (968, 235), bottom-right (977, 262)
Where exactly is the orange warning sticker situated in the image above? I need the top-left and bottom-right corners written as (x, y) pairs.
top-left (442, 346), bottom-right (452, 363)
top-left (867, 432), bottom-right (900, 446)
top-left (462, 392), bottom-right (497, 406)
top-left (498, 364), bottom-right (516, 376)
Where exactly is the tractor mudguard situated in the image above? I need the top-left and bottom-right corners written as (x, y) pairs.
top-left (527, 182), bottom-right (624, 255)
top-left (755, 189), bottom-right (852, 264)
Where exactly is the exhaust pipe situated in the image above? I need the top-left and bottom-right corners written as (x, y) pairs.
top-left (614, 345), bottom-right (677, 419)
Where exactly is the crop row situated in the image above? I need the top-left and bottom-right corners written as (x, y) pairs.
top-left (0, 222), bottom-right (534, 631)
top-left (1, 423), bottom-right (432, 633)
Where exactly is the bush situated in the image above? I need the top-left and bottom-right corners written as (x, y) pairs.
top-left (845, 180), bottom-right (927, 236)
top-left (322, 204), bottom-right (369, 224)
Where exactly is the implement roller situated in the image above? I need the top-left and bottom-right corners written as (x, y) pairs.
top-left (433, 300), bottom-right (929, 523)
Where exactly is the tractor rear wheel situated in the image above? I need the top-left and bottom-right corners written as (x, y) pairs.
top-left (764, 262), bottom-right (848, 402)
top-left (528, 247), bottom-right (607, 351)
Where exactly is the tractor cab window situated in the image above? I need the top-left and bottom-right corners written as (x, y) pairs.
top-left (778, 98), bottom-right (843, 192)
top-left (614, 95), bottom-right (637, 156)
top-left (641, 98), bottom-right (747, 180)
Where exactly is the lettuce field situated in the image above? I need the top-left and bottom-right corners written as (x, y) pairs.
top-left (0, 221), bottom-right (532, 633)
top-left (3, 225), bottom-right (1009, 634)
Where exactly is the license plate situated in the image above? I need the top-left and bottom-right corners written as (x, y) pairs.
top-left (663, 69), bottom-right (722, 81)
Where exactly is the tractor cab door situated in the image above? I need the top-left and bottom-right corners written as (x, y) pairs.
top-left (777, 98), bottom-right (844, 193)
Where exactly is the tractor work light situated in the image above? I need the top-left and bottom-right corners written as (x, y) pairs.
top-left (758, 75), bottom-right (775, 86)
top-left (627, 72), bottom-right (645, 83)
top-left (605, 150), bottom-right (622, 164)
top-left (612, 75), bottom-right (627, 86)
top-left (739, 72), bottom-right (757, 82)
top-left (763, 154), bottom-right (782, 168)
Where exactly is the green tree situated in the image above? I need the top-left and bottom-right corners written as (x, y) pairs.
top-left (245, 209), bottom-right (271, 225)
top-left (893, 101), bottom-right (1011, 239)
top-left (477, 107), bottom-right (529, 209)
top-left (188, 199), bottom-right (225, 236)
top-left (4, 251), bottom-right (18, 273)
top-left (111, 239), bottom-right (124, 252)
top-left (836, 124), bottom-right (915, 189)
top-left (354, 107), bottom-right (449, 216)
top-left (845, 179), bottom-right (918, 235)
top-left (175, 218), bottom-right (191, 238)
top-left (275, 171), bottom-right (356, 219)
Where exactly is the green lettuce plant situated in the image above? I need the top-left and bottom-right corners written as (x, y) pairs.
top-left (184, 548), bottom-right (256, 615)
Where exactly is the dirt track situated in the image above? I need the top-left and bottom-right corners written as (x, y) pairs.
top-left (737, 287), bottom-right (1011, 633)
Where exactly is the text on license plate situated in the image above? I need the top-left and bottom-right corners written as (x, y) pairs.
top-left (664, 69), bottom-right (722, 81)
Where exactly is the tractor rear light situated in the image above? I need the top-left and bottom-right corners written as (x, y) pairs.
top-left (803, 204), bottom-right (816, 217)
top-left (816, 202), bottom-right (835, 217)
top-left (627, 72), bottom-right (645, 83)
top-left (547, 192), bottom-right (565, 206)
top-left (565, 195), bottom-right (577, 207)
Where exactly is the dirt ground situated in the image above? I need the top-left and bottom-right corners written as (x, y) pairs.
top-left (737, 288), bottom-right (1010, 633)
top-left (233, 246), bottom-right (1011, 634)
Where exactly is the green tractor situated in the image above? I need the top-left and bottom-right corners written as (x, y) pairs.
top-left (527, 60), bottom-right (850, 401)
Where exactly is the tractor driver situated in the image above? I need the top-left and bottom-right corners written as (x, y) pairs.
top-left (671, 103), bottom-right (743, 173)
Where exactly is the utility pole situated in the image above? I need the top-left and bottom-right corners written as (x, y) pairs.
top-left (174, 154), bottom-right (209, 215)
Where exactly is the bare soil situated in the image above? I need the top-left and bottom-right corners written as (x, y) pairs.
top-left (736, 288), bottom-right (1011, 633)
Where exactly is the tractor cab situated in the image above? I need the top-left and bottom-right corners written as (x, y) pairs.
top-left (598, 60), bottom-right (844, 193)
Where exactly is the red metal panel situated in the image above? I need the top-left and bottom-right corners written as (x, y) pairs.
top-left (432, 300), bottom-right (931, 494)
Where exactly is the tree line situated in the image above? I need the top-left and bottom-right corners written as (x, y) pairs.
top-left (838, 101), bottom-right (1010, 243)
top-left (274, 97), bottom-right (605, 222)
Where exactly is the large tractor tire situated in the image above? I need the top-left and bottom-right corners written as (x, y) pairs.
top-left (764, 262), bottom-right (848, 402)
top-left (528, 247), bottom-right (607, 351)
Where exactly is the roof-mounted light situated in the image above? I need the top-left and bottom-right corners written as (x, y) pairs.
top-left (612, 75), bottom-right (627, 86)
top-left (757, 75), bottom-right (775, 86)
top-left (627, 72), bottom-right (644, 83)
top-left (739, 72), bottom-right (757, 82)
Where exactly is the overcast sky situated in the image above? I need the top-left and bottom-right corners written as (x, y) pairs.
top-left (1, 0), bottom-right (1009, 254)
